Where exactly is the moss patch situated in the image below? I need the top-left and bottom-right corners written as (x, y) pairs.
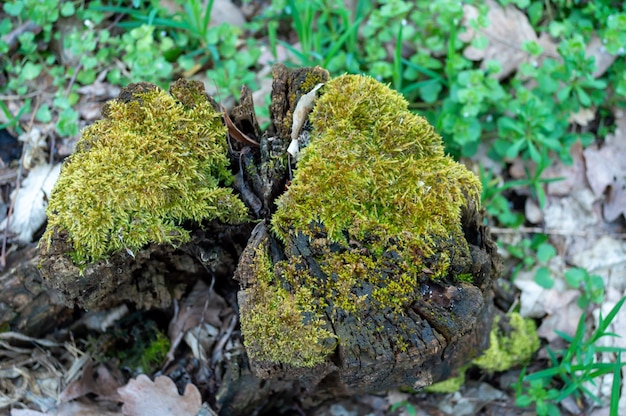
top-left (43, 80), bottom-right (248, 266)
top-left (239, 242), bottom-right (337, 367)
top-left (241, 74), bottom-right (482, 368)
top-left (426, 366), bottom-right (468, 393)
top-left (473, 312), bottom-right (540, 373)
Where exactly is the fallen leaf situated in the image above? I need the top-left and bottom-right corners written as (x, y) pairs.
top-left (165, 280), bottom-right (231, 366)
top-left (117, 375), bottom-right (201, 416)
top-left (586, 35), bottom-right (618, 78)
top-left (583, 109), bottom-right (626, 221)
top-left (288, 82), bottom-right (324, 160)
top-left (11, 400), bottom-right (123, 416)
top-left (544, 141), bottom-right (587, 196)
top-left (0, 163), bottom-right (61, 243)
top-left (543, 189), bottom-right (600, 232)
top-left (60, 360), bottom-right (123, 402)
top-left (536, 295), bottom-right (582, 343)
top-left (19, 127), bottom-right (48, 169)
top-left (568, 107), bottom-right (596, 126)
top-left (459, 0), bottom-right (540, 80)
top-left (524, 197), bottom-right (542, 224)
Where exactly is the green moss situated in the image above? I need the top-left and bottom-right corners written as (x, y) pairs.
top-left (473, 312), bottom-right (540, 373)
top-left (271, 74), bottom-right (480, 310)
top-left (241, 74), bottom-right (482, 368)
top-left (273, 75), bottom-right (480, 245)
top-left (239, 243), bottom-right (337, 367)
top-left (43, 80), bottom-right (248, 265)
top-left (425, 366), bottom-right (468, 393)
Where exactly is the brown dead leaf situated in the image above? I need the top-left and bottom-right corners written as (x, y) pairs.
top-left (11, 401), bottom-right (122, 416)
top-left (459, 0), bottom-right (541, 80)
top-left (165, 280), bottom-right (231, 366)
top-left (583, 109), bottom-right (626, 221)
top-left (117, 375), bottom-right (201, 416)
top-left (60, 360), bottom-right (123, 403)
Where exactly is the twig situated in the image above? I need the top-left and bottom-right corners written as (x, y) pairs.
top-left (490, 226), bottom-right (626, 239)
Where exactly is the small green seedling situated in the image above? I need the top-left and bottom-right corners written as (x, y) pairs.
top-left (564, 267), bottom-right (605, 309)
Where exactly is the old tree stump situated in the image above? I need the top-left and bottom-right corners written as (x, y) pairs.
top-left (34, 64), bottom-right (499, 413)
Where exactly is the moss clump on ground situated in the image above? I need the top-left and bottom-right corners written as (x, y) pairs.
top-left (473, 312), bottom-right (540, 373)
top-left (241, 74), bottom-right (482, 368)
top-left (425, 366), bottom-right (467, 393)
top-left (426, 313), bottom-right (539, 393)
top-left (43, 80), bottom-right (248, 265)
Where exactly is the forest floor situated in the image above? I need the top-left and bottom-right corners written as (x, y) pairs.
top-left (1, 1), bottom-right (626, 415)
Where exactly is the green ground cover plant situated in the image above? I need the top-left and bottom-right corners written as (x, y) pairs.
top-left (2, 0), bottom-right (626, 414)
top-left (514, 296), bottom-right (626, 416)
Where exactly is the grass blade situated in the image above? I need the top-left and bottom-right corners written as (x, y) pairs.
top-left (610, 353), bottom-right (621, 416)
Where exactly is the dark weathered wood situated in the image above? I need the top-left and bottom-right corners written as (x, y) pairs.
top-left (0, 246), bottom-right (73, 337)
top-left (234, 200), bottom-right (498, 400)
top-left (38, 223), bottom-right (254, 311)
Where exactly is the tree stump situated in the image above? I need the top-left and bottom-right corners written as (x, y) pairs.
top-left (233, 65), bottom-right (499, 400)
top-left (34, 65), bottom-right (499, 413)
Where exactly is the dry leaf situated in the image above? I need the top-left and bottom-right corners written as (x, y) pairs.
top-left (543, 189), bottom-right (599, 232)
top-left (568, 107), bottom-right (596, 126)
top-left (117, 375), bottom-right (201, 416)
top-left (165, 280), bottom-right (230, 366)
top-left (584, 109), bottom-right (626, 221)
top-left (288, 83), bottom-right (324, 160)
top-left (536, 300), bottom-right (583, 343)
top-left (60, 360), bottom-right (123, 403)
top-left (0, 163), bottom-right (61, 243)
top-left (570, 236), bottom-right (626, 279)
top-left (586, 35), bottom-right (618, 78)
top-left (544, 141), bottom-right (587, 196)
top-left (19, 127), bottom-right (48, 169)
top-left (11, 401), bottom-right (122, 416)
top-left (459, 0), bottom-right (539, 80)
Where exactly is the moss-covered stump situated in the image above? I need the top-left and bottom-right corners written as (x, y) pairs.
top-left (235, 71), bottom-right (499, 397)
top-left (38, 80), bottom-right (251, 310)
top-left (36, 65), bottom-right (499, 410)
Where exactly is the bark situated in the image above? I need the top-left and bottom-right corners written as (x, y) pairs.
top-left (0, 246), bottom-right (73, 337)
top-left (234, 200), bottom-right (498, 402)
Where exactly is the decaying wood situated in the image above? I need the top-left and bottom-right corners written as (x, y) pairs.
top-left (0, 246), bottom-right (72, 337)
top-left (38, 223), bottom-right (253, 311)
top-left (235, 199), bottom-right (498, 401)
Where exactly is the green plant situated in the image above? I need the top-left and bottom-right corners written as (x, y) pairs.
top-left (501, 233), bottom-right (557, 287)
top-left (515, 296), bottom-right (626, 415)
top-left (92, 0), bottom-right (261, 96)
top-left (564, 267), bottom-right (605, 309)
top-left (389, 400), bottom-right (417, 416)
